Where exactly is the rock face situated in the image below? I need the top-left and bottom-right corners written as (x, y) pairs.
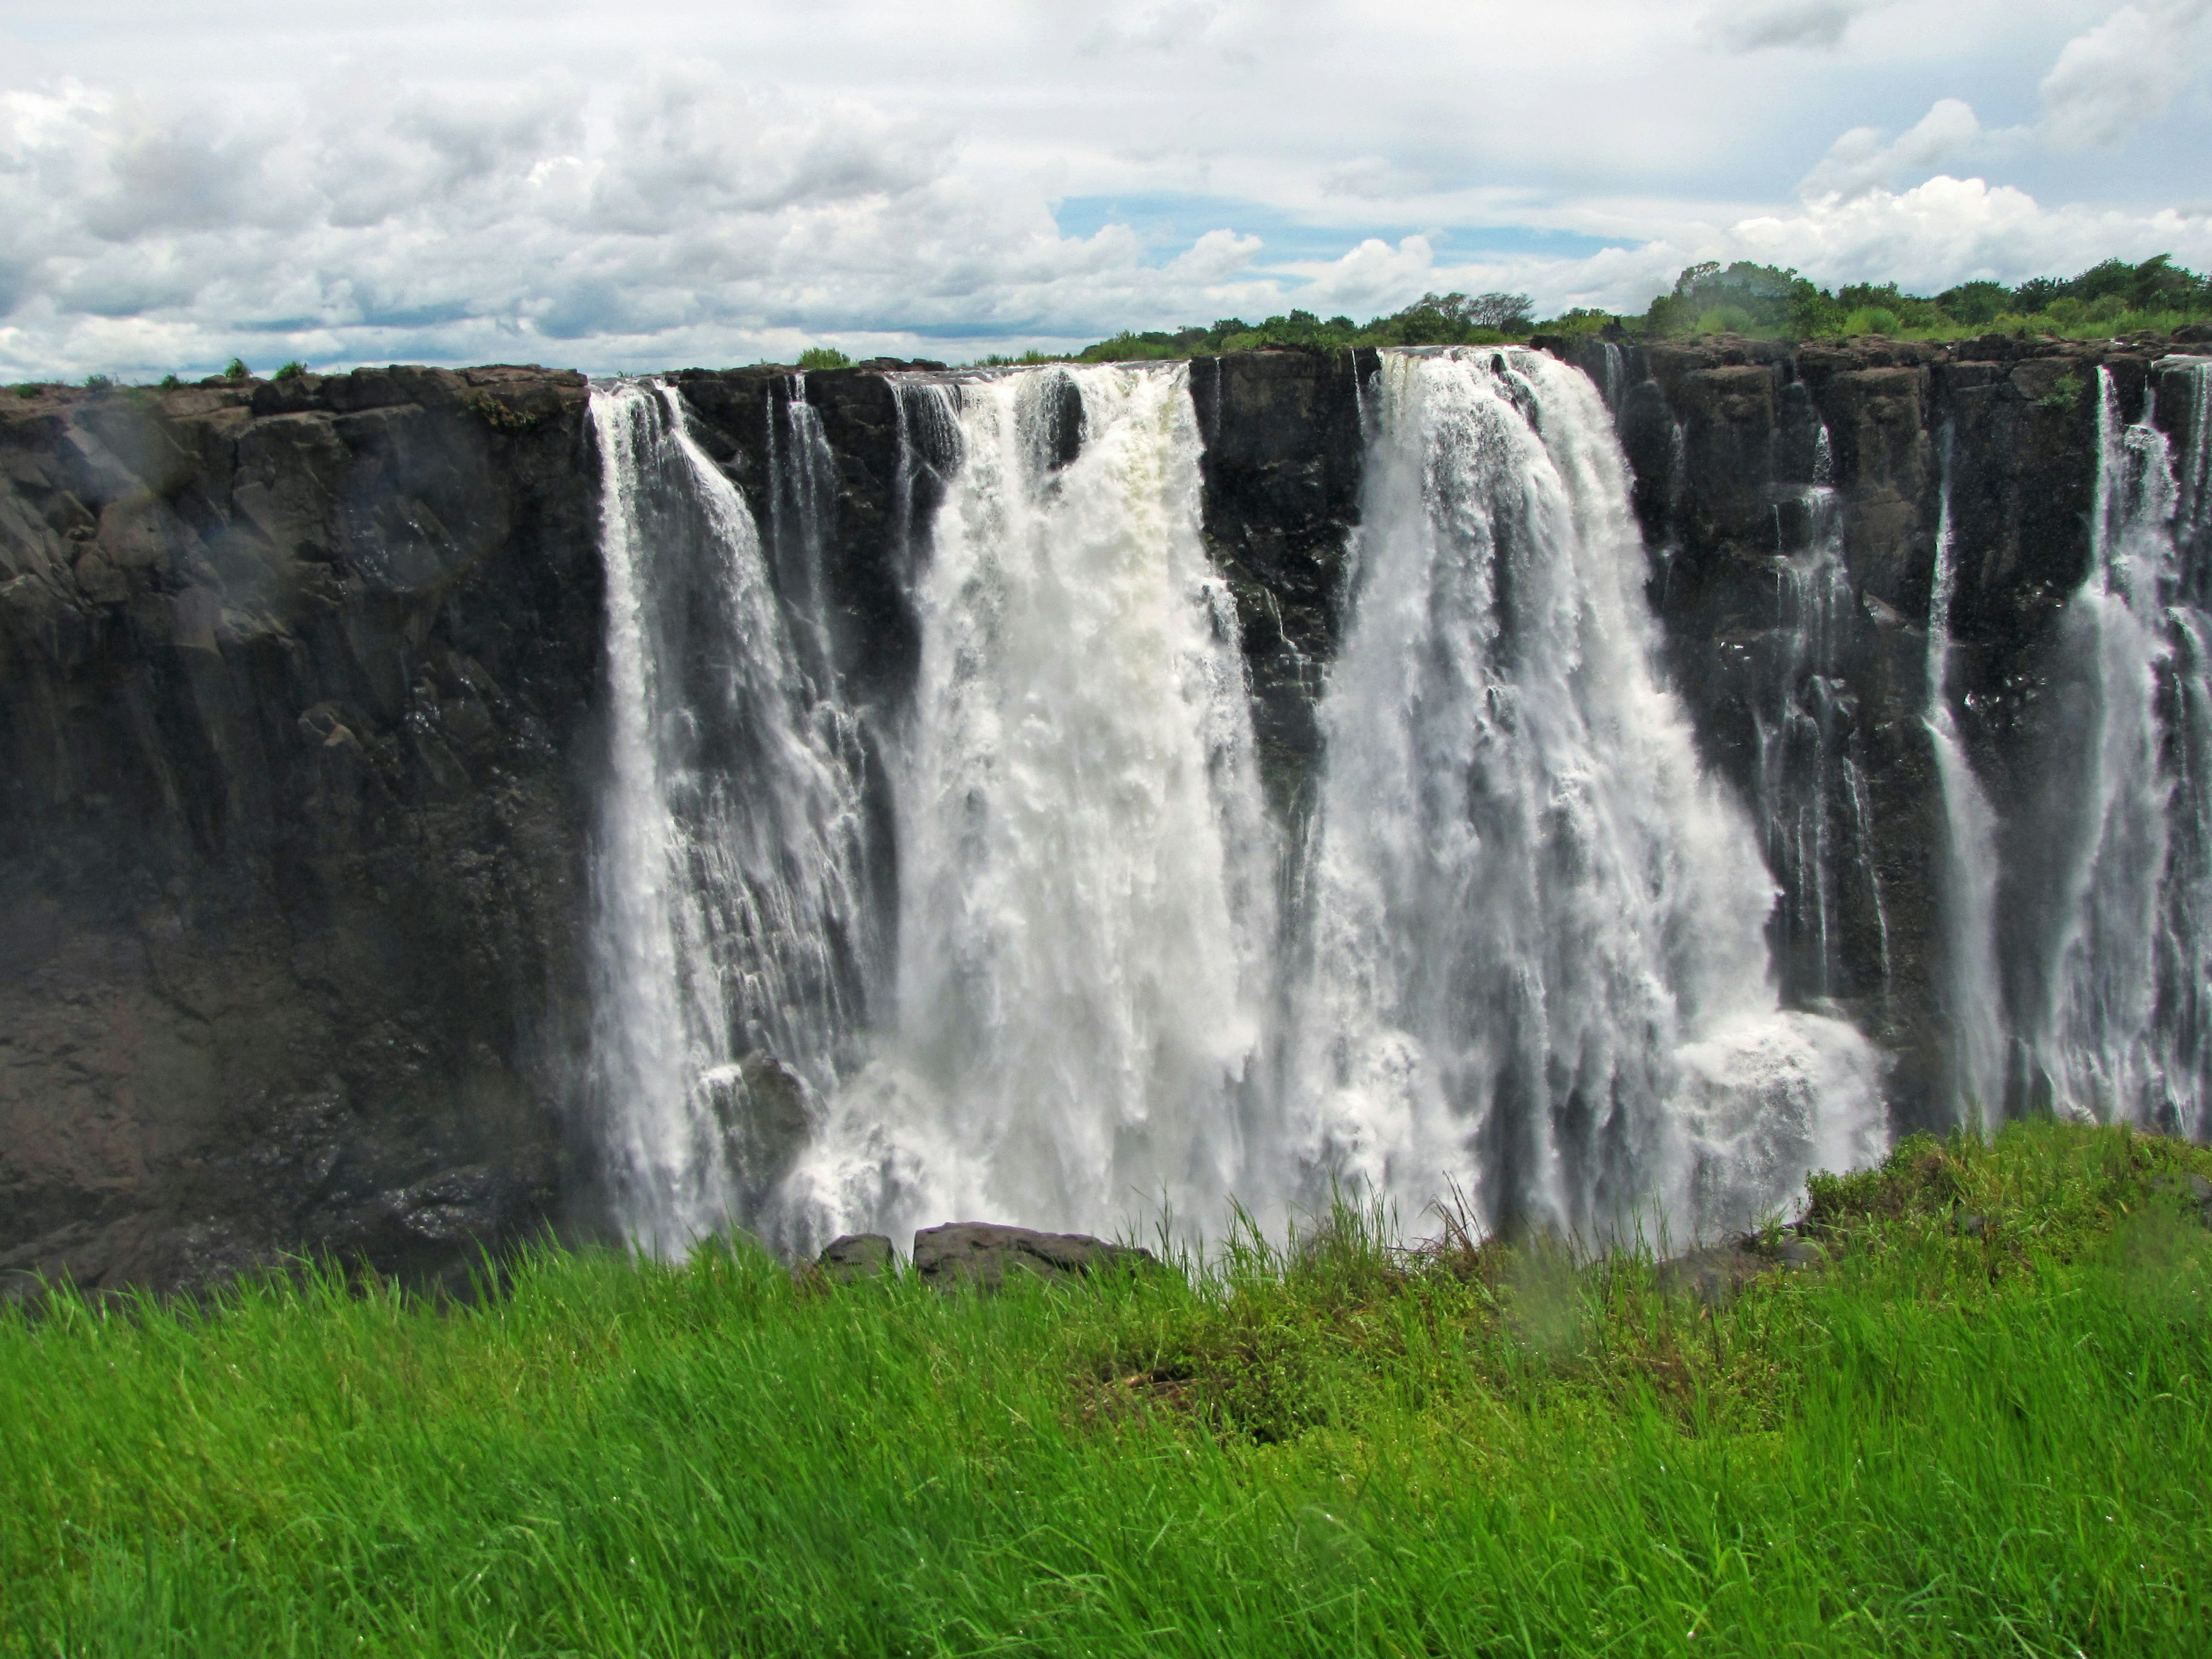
top-left (1187, 350), bottom-right (1370, 817)
top-left (0, 340), bottom-right (2169, 1294)
top-left (1, 368), bottom-right (599, 1296)
top-left (911, 1223), bottom-right (1156, 1289)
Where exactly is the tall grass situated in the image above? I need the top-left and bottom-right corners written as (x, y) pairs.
top-left (4, 1123), bottom-right (2209, 1656)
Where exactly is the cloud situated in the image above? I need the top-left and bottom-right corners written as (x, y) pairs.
top-left (1699, 0), bottom-right (1881, 52)
top-left (1799, 97), bottom-right (1983, 199)
top-left (2039, 1), bottom-right (2212, 150)
top-left (1732, 172), bottom-right (2212, 290)
top-left (0, 69), bottom-right (1319, 377)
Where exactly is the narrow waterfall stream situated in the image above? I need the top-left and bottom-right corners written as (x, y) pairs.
top-left (1926, 426), bottom-right (2008, 1130)
top-left (589, 353), bottom-right (1891, 1256)
top-left (1752, 417), bottom-right (1888, 1012)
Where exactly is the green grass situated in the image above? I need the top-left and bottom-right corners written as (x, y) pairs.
top-left (5, 1122), bottom-right (2211, 1657)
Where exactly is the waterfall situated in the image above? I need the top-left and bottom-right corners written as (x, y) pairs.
top-left (2017, 362), bottom-right (2211, 1132)
top-left (782, 363), bottom-right (1279, 1249)
top-left (1278, 349), bottom-right (1883, 1240)
top-left (587, 380), bottom-right (880, 1252)
top-left (1925, 426), bottom-right (2008, 1130)
top-left (589, 350), bottom-right (1891, 1256)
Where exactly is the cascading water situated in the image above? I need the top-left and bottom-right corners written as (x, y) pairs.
top-left (590, 350), bottom-right (1889, 1257)
top-left (1277, 348), bottom-right (1884, 1240)
top-left (2017, 361), bottom-right (2212, 1133)
top-left (1925, 425), bottom-right (2007, 1129)
top-left (588, 380), bottom-right (881, 1252)
top-left (782, 363), bottom-right (1279, 1250)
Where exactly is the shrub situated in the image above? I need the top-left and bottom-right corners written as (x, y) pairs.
top-left (158, 374), bottom-right (180, 389)
top-left (274, 359), bottom-right (308, 381)
top-left (1696, 304), bottom-right (1756, 335)
top-left (223, 358), bottom-right (250, 381)
top-left (82, 373), bottom-right (115, 390)
top-left (797, 347), bottom-right (851, 370)
top-left (1843, 306), bottom-right (1902, 336)
top-left (2040, 372), bottom-right (2085, 412)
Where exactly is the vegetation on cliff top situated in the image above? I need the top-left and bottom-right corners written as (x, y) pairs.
top-left (3, 1120), bottom-right (2209, 1656)
top-left (1055, 253), bottom-right (2212, 364)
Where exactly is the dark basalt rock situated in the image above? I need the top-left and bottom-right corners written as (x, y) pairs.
top-left (1188, 349), bottom-right (1371, 820)
top-left (816, 1232), bottom-right (895, 1282)
top-left (911, 1222), bottom-right (1156, 1289)
top-left (0, 366), bottom-right (597, 1297)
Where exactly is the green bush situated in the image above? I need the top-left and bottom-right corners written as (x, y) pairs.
top-left (273, 359), bottom-right (308, 381)
top-left (223, 358), bottom-right (249, 381)
top-left (81, 373), bottom-right (115, 390)
top-left (1696, 304), bottom-right (1757, 334)
top-left (157, 374), bottom-right (180, 389)
top-left (1843, 306), bottom-right (1903, 336)
top-left (796, 346), bottom-right (851, 370)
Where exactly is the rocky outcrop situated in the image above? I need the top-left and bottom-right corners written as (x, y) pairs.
top-left (1, 368), bottom-right (599, 1297)
top-left (1188, 350), bottom-right (1370, 817)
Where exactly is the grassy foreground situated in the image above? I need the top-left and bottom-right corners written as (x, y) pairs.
top-left (3, 1124), bottom-right (2210, 1658)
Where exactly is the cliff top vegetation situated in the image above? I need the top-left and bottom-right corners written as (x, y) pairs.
top-left (4, 1120), bottom-right (2209, 1656)
top-left (1042, 252), bottom-right (2212, 366)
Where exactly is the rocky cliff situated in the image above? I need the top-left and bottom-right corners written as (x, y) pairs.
top-left (1, 368), bottom-right (599, 1296)
top-left (3, 338), bottom-right (2190, 1294)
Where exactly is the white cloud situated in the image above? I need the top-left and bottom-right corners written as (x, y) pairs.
top-left (1800, 97), bottom-right (1984, 199)
top-left (0, 70), bottom-right (1325, 377)
top-left (0, 2), bottom-right (2209, 374)
top-left (1732, 172), bottom-right (2212, 289)
top-left (2039, 2), bottom-right (2212, 150)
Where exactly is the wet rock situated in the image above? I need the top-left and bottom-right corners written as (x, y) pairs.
top-left (1656, 1230), bottom-right (1828, 1305)
top-left (911, 1222), bottom-right (1156, 1290)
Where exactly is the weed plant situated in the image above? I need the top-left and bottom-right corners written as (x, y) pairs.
top-left (3, 1122), bottom-right (2209, 1656)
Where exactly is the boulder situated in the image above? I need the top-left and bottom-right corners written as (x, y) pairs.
top-left (911, 1222), bottom-right (1155, 1290)
top-left (1656, 1230), bottom-right (1827, 1306)
top-left (816, 1233), bottom-right (895, 1283)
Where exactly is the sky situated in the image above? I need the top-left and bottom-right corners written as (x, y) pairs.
top-left (2, 0), bottom-right (2209, 376)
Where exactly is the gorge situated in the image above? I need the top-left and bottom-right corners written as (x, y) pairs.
top-left (5, 335), bottom-right (2210, 1293)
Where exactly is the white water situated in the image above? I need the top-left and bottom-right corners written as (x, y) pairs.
top-left (1925, 425), bottom-right (2008, 1130)
top-left (2020, 362), bottom-right (2212, 1132)
top-left (587, 380), bottom-right (878, 1251)
top-left (1277, 349), bottom-right (1884, 1240)
top-left (781, 364), bottom-right (1279, 1250)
